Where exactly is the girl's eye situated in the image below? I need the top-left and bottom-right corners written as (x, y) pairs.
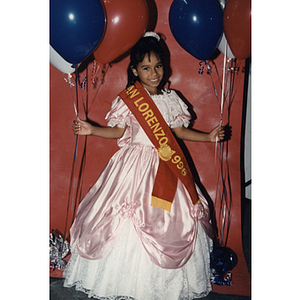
top-left (143, 67), bottom-right (149, 71)
top-left (156, 64), bottom-right (163, 69)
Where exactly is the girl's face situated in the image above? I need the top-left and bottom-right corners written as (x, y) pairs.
top-left (132, 51), bottom-right (164, 95)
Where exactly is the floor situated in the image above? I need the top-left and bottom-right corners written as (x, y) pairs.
top-left (50, 198), bottom-right (251, 300)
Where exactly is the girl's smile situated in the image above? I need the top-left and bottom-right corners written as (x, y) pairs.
top-left (131, 51), bottom-right (164, 95)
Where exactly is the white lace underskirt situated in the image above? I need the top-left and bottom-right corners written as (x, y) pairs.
top-left (63, 220), bottom-right (213, 300)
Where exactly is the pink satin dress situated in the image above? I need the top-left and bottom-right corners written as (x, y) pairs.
top-left (63, 89), bottom-right (213, 299)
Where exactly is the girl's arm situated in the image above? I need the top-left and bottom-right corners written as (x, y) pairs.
top-left (73, 117), bottom-right (126, 139)
top-left (173, 124), bottom-right (225, 142)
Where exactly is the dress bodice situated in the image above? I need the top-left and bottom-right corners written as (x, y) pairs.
top-left (105, 89), bottom-right (191, 148)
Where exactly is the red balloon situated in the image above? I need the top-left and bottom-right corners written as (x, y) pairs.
top-left (94, 0), bottom-right (149, 64)
top-left (223, 0), bottom-right (251, 59)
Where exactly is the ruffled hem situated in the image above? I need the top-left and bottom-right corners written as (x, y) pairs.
top-left (64, 221), bottom-right (212, 300)
top-left (66, 284), bottom-right (210, 300)
top-left (67, 284), bottom-right (137, 300)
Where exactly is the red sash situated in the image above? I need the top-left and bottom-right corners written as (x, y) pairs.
top-left (119, 81), bottom-right (199, 212)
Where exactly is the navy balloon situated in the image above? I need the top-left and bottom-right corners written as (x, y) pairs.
top-left (169, 0), bottom-right (223, 60)
top-left (50, 0), bottom-right (106, 65)
top-left (210, 247), bottom-right (235, 274)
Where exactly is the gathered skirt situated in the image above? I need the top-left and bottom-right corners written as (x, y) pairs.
top-left (63, 219), bottom-right (212, 300)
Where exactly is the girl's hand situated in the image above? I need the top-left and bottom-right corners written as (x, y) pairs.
top-left (208, 124), bottom-right (225, 142)
top-left (72, 117), bottom-right (93, 135)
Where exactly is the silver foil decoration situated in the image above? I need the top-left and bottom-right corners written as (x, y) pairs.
top-left (49, 230), bottom-right (70, 271)
top-left (211, 270), bottom-right (233, 286)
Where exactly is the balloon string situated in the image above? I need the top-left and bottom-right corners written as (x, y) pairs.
top-left (199, 60), bottom-right (225, 246)
top-left (215, 137), bottom-right (228, 247)
top-left (75, 67), bottom-right (79, 117)
top-left (214, 45), bottom-right (230, 247)
top-left (63, 133), bottom-right (78, 240)
top-left (202, 58), bottom-right (228, 246)
top-left (87, 62), bottom-right (110, 115)
top-left (204, 61), bottom-right (220, 109)
top-left (63, 66), bottom-right (79, 240)
top-left (71, 66), bottom-right (79, 214)
top-left (220, 42), bottom-right (227, 247)
top-left (62, 73), bottom-right (78, 116)
top-left (220, 42), bottom-right (227, 127)
top-left (220, 143), bottom-right (228, 247)
top-left (214, 138), bottom-right (222, 245)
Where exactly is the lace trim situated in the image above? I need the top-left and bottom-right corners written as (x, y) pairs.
top-left (65, 280), bottom-right (210, 300)
top-left (107, 116), bottom-right (131, 128)
top-left (170, 116), bottom-right (190, 129)
top-left (66, 282), bottom-right (137, 300)
top-left (65, 282), bottom-right (210, 300)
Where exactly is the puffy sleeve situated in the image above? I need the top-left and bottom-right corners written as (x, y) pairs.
top-left (167, 90), bottom-right (191, 129)
top-left (105, 96), bottom-right (132, 128)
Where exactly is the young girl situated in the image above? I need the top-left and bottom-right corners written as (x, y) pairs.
top-left (63, 32), bottom-right (225, 300)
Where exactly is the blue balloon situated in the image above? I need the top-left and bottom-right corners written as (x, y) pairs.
top-left (169, 0), bottom-right (223, 60)
top-left (50, 0), bottom-right (106, 65)
top-left (210, 247), bottom-right (235, 274)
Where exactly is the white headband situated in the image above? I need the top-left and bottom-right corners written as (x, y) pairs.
top-left (143, 32), bottom-right (160, 41)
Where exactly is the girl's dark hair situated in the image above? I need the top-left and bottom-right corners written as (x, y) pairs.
top-left (126, 36), bottom-right (169, 89)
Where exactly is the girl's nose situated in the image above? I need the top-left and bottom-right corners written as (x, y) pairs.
top-left (151, 68), bottom-right (158, 76)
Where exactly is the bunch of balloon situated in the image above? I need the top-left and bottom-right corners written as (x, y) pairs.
top-left (223, 0), bottom-right (251, 60)
top-left (169, 0), bottom-right (223, 61)
top-left (93, 0), bottom-right (149, 65)
top-left (50, 0), bottom-right (106, 73)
